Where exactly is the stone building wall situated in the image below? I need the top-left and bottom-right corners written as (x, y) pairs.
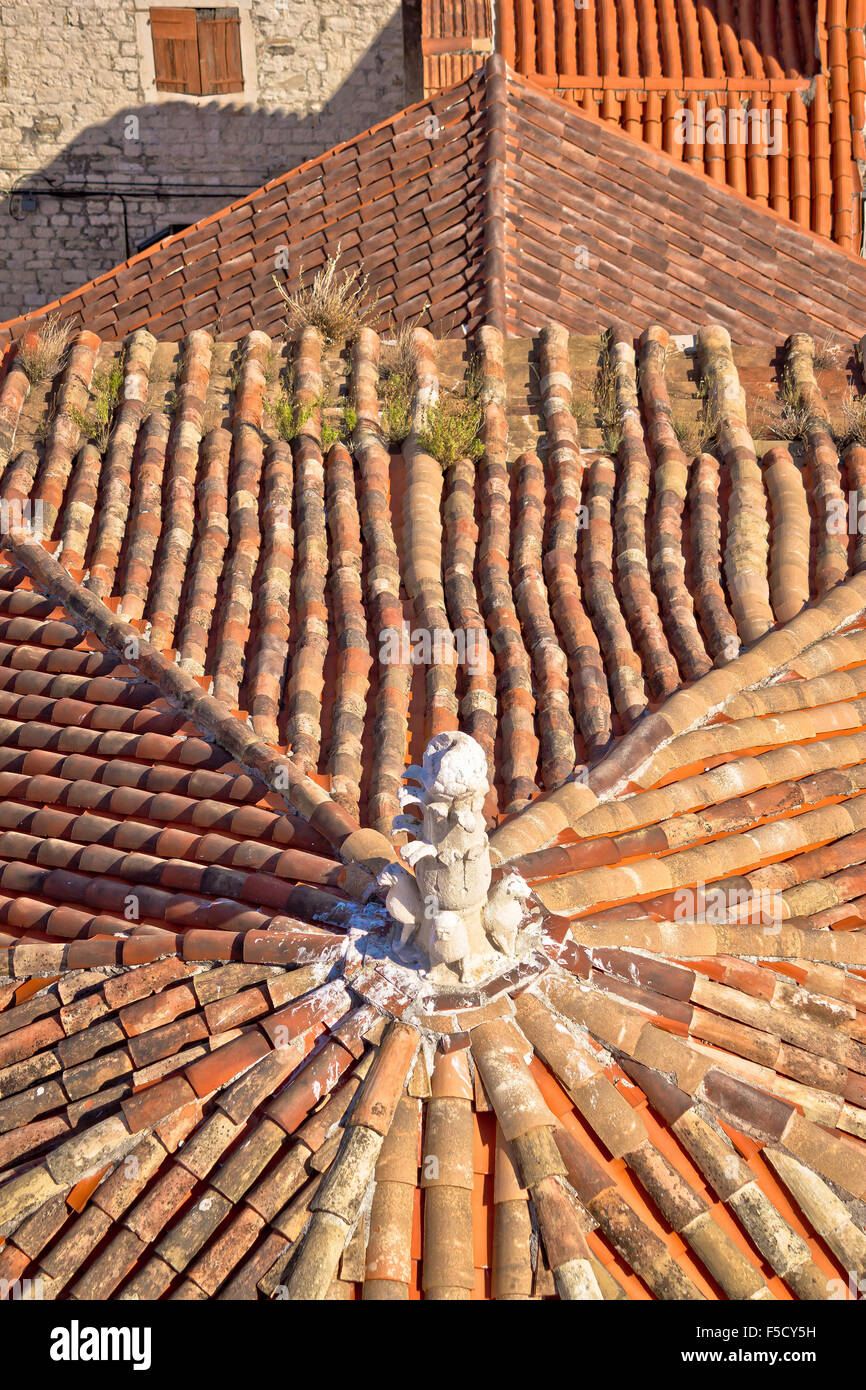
top-left (0, 0), bottom-right (410, 320)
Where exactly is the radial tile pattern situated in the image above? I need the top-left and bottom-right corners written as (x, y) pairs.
top-left (0, 299), bottom-right (865, 1298)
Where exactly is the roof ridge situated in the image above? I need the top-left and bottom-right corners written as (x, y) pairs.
top-left (0, 531), bottom-right (396, 883)
top-left (482, 53), bottom-right (508, 332)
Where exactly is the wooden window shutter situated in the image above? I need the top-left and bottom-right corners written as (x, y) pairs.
top-left (197, 12), bottom-right (244, 94)
top-left (150, 8), bottom-right (202, 94)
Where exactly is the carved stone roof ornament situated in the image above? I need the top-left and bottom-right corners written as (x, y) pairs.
top-left (378, 732), bottom-right (538, 985)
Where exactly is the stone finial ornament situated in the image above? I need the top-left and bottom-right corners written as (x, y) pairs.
top-left (378, 731), bottom-right (537, 984)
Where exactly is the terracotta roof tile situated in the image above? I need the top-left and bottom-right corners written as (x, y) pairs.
top-left (0, 57), bottom-right (865, 1308)
top-left (6, 58), bottom-right (866, 348)
top-left (430, 5), bottom-right (860, 250)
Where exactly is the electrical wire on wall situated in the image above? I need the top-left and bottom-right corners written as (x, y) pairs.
top-left (5, 174), bottom-right (262, 260)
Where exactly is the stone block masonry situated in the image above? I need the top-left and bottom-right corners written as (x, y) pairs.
top-left (0, 0), bottom-right (409, 318)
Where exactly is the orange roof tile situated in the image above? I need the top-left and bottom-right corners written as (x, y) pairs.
top-left (0, 50), bottom-right (865, 1308)
top-left (0, 307), bottom-right (864, 1299)
top-left (6, 59), bottom-right (866, 349)
top-left (425, 3), bottom-right (865, 252)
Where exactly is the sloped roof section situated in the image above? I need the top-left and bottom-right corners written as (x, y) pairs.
top-left (500, 65), bottom-right (866, 341)
top-left (3, 29), bottom-right (866, 1304)
top-left (2, 314), bottom-right (866, 1297)
top-left (5, 58), bottom-right (866, 348)
top-left (443, 1), bottom-right (866, 253)
top-left (2, 209), bottom-right (866, 1295)
top-left (0, 73), bottom-right (490, 350)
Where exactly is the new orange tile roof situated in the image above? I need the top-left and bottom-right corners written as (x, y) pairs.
top-left (422, 0), bottom-right (495, 92)
top-left (424, 2), bottom-right (866, 253)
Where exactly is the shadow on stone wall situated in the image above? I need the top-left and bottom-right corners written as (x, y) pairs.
top-left (2, 11), bottom-right (413, 318)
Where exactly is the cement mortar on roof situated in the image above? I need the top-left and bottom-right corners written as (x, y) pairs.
top-left (339, 897), bottom-right (555, 1040)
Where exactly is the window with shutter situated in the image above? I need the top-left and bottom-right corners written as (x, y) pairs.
top-left (149, 7), bottom-right (243, 96)
top-left (150, 8), bottom-right (202, 94)
top-left (197, 11), bottom-right (243, 94)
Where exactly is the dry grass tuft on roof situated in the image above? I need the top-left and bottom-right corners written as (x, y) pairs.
top-left (16, 311), bottom-right (74, 385)
top-left (594, 332), bottom-right (622, 454)
top-left (681, 380), bottom-right (723, 454)
top-left (813, 334), bottom-right (845, 370)
top-left (272, 246), bottom-right (381, 346)
top-left (670, 405), bottom-right (716, 457)
top-left (837, 389), bottom-right (866, 449)
top-left (753, 370), bottom-right (813, 443)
